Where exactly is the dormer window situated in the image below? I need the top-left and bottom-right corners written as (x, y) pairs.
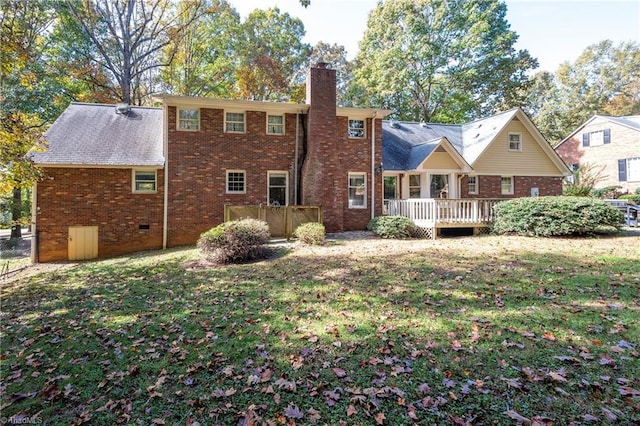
top-left (225, 112), bottom-right (245, 133)
top-left (177, 108), bottom-right (199, 131)
top-left (348, 119), bottom-right (365, 138)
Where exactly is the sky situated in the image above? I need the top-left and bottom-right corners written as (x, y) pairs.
top-left (227, 0), bottom-right (640, 73)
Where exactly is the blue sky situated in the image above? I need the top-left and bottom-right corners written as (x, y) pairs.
top-left (227, 0), bottom-right (640, 73)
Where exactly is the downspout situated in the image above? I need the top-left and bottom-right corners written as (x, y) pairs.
top-left (162, 104), bottom-right (169, 249)
top-left (30, 182), bottom-right (37, 263)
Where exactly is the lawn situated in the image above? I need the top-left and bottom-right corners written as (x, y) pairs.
top-left (1, 232), bottom-right (639, 425)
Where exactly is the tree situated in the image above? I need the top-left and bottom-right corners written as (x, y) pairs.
top-left (527, 40), bottom-right (640, 145)
top-left (235, 7), bottom-right (311, 101)
top-left (160, 0), bottom-right (240, 97)
top-left (0, 0), bottom-right (60, 238)
top-left (61, 0), bottom-right (205, 105)
top-left (350, 0), bottom-right (537, 123)
top-left (298, 42), bottom-right (352, 105)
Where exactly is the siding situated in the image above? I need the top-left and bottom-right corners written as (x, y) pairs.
top-left (473, 119), bottom-right (563, 176)
top-left (421, 150), bottom-right (459, 170)
top-left (555, 117), bottom-right (640, 193)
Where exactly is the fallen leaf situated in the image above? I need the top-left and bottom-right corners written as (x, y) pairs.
top-left (618, 386), bottom-right (640, 396)
top-left (375, 412), bottom-right (385, 424)
top-left (285, 404), bottom-right (304, 419)
top-left (346, 404), bottom-right (357, 416)
top-left (505, 409), bottom-right (531, 424)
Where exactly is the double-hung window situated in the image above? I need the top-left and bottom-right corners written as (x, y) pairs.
top-left (348, 172), bottom-right (366, 208)
top-left (267, 114), bottom-right (284, 135)
top-left (348, 119), bottom-right (365, 138)
top-left (226, 170), bottom-right (246, 193)
top-left (133, 170), bottom-right (157, 193)
top-left (225, 112), bottom-right (245, 133)
top-left (467, 176), bottom-right (478, 194)
top-left (582, 129), bottom-right (610, 147)
top-left (619, 157), bottom-right (640, 182)
top-left (409, 174), bottom-right (421, 198)
top-left (177, 108), bottom-right (199, 131)
top-left (508, 133), bottom-right (522, 151)
top-left (501, 176), bottom-right (514, 195)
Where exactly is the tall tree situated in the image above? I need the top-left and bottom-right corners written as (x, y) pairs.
top-left (61, 0), bottom-right (205, 105)
top-left (0, 0), bottom-right (60, 238)
top-left (236, 7), bottom-right (311, 101)
top-left (351, 0), bottom-right (537, 123)
top-left (160, 0), bottom-right (240, 97)
top-left (296, 42), bottom-right (352, 105)
top-left (525, 40), bottom-right (640, 145)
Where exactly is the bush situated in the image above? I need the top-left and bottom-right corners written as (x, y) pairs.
top-left (591, 185), bottom-right (623, 199)
top-left (294, 222), bottom-right (325, 245)
top-left (618, 194), bottom-right (640, 204)
top-left (492, 196), bottom-right (622, 237)
top-left (198, 218), bottom-right (270, 264)
top-left (367, 215), bottom-right (416, 238)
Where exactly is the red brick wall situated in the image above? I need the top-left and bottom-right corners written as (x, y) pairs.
top-left (166, 107), bottom-right (301, 246)
top-left (460, 175), bottom-right (563, 198)
top-left (35, 167), bottom-right (164, 262)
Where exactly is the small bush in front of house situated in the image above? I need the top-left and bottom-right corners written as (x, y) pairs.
top-left (618, 194), bottom-right (640, 204)
top-left (198, 218), bottom-right (270, 264)
top-left (367, 215), bottom-right (416, 239)
top-left (294, 222), bottom-right (326, 245)
top-left (492, 196), bottom-right (622, 237)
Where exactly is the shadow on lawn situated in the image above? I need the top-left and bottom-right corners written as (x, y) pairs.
top-left (2, 238), bottom-right (639, 424)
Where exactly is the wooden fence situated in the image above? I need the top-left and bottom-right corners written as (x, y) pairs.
top-left (224, 205), bottom-right (323, 238)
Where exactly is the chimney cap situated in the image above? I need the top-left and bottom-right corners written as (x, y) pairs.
top-left (315, 62), bottom-right (328, 69)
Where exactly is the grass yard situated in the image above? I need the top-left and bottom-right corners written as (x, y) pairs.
top-left (1, 231), bottom-right (639, 425)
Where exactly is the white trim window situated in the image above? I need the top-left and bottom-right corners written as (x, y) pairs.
top-left (177, 108), bottom-right (199, 131)
top-left (619, 157), bottom-right (640, 182)
top-left (409, 174), bottom-right (421, 198)
top-left (267, 114), bottom-right (285, 135)
top-left (268, 171), bottom-right (288, 206)
top-left (348, 119), bottom-right (365, 138)
top-left (226, 170), bottom-right (246, 193)
top-left (467, 176), bottom-right (478, 194)
top-left (225, 111), bottom-right (245, 133)
top-left (133, 170), bottom-right (157, 193)
top-left (348, 172), bottom-right (366, 208)
top-left (501, 176), bottom-right (514, 195)
top-left (508, 133), bottom-right (522, 151)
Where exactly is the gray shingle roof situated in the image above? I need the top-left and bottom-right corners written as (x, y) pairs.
top-left (598, 115), bottom-right (640, 132)
top-left (382, 108), bottom-right (519, 171)
top-left (31, 103), bottom-right (164, 167)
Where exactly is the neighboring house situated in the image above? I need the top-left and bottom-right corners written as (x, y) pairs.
top-left (31, 64), bottom-right (570, 262)
top-left (555, 115), bottom-right (640, 194)
top-left (381, 108), bottom-right (571, 204)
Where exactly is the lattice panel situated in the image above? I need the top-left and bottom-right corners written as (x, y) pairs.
top-left (413, 226), bottom-right (434, 239)
top-left (476, 226), bottom-right (491, 235)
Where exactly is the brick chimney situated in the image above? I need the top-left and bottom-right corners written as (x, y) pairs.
top-left (302, 63), bottom-right (344, 231)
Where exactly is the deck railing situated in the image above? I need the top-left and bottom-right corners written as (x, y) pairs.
top-left (385, 198), bottom-right (503, 226)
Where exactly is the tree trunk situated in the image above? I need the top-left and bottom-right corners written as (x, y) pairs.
top-left (10, 187), bottom-right (22, 239)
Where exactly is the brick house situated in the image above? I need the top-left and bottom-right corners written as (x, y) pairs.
top-left (31, 64), bottom-right (569, 262)
top-left (554, 115), bottom-right (640, 194)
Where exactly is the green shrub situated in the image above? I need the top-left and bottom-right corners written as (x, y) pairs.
top-left (492, 196), bottom-right (622, 237)
top-left (198, 218), bottom-right (270, 264)
top-left (591, 185), bottom-right (623, 199)
top-left (294, 222), bottom-right (325, 245)
top-left (618, 194), bottom-right (640, 204)
top-left (367, 215), bottom-right (416, 239)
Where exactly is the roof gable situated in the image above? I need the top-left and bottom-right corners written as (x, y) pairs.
top-left (556, 114), bottom-right (640, 149)
top-left (32, 103), bottom-right (164, 167)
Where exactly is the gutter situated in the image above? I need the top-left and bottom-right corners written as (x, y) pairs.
top-left (30, 182), bottom-right (38, 263)
top-left (371, 113), bottom-right (376, 219)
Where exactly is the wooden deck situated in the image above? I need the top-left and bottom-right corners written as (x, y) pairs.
top-left (385, 198), bottom-right (503, 239)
